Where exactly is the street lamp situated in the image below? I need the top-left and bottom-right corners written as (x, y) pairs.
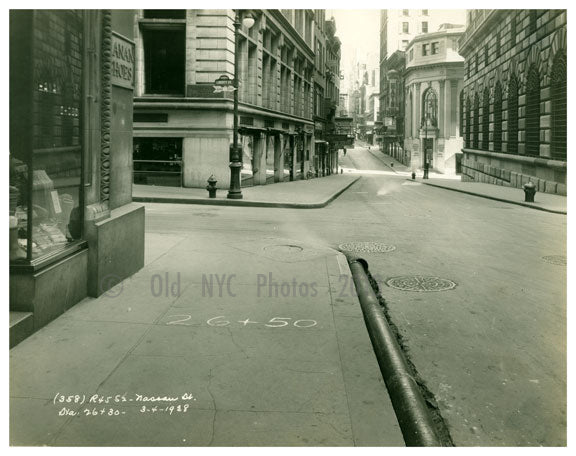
top-left (227, 10), bottom-right (255, 199)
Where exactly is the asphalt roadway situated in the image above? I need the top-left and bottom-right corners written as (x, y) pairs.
top-left (144, 144), bottom-right (567, 446)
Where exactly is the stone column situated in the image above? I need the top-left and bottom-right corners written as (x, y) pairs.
top-left (439, 80), bottom-right (446, 138)
top-left (414, 83), bottom-right (421, 138)
top-left (253, 133), bottom-right (267, 185)
top-left (450, 80), bottom-right (458, 137)
top-left (274, 134), bottom-right (283, 182)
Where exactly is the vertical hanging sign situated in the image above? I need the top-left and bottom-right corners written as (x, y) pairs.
top-left (111, 32), bottom-right (135, 89)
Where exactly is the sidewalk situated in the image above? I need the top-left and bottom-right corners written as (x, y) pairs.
top-left (9, 231), bottom-right (405, 446)
top-left (133, 174), bottom-right (360, 208)
top-left (370, 149), bottom-right (567, 215)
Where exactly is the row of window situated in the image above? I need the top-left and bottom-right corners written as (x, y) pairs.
top-left (401, 21), bottom-right (428, 34)
top-left (460, 52), bottom-right (566, 160)
top-left (402, 9), bottom-right (428, 17)
top-left (467, 11), bottom-right (540, 78)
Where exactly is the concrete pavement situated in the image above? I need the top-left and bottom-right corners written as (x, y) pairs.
top-left (363, 146), bottom-right (566, 214)
top-left (133, 174), bottom-right (360, 208)
top-left (10, 228), bottom-right (404, 446)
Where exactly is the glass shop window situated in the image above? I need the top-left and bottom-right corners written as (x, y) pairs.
top-left (10, 10), bottom-right (85, 263)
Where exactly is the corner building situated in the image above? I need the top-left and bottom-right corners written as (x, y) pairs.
top-left (133, 9), bottom-right (340, 188)
top-left (403, 25), bottom-right (466, 174)
top-left (9, 10), bottom-right (144, 345)
top-left (459, 10), bottom-right (567, 194)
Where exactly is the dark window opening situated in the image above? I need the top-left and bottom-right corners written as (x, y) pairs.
top-left (133, 137), bottom-right (183, 187)
top-left (422, 21), bottom-right (428, 33)
top-left (507, 74), bottom-right (519, 154)
top-left (493, 83), bottom-right (503, 152)
top-left (495, 31), bottom-right (501, 58)
top-left (482, 87), bottom-right (490, 150)
top-left (459, 91), bottom-right (464, 137)
top-left (551, 53), bottom-right (567, 160)
top-left (143, 29), bottom-right (185, 95)
top-left (529, 10), bottom-right (537, 34)
top-left (473, 93), bottom-right (480, 149)
top-left (525, 65), bottom-right (540, 156)
top-left (144, 10), bottom-right (186, 19)
top-left (465, 97), bottom-right (471, 148)
top-left (484, 45), bottom-right (489, 66)
top-left (402, 22), bottom-right (409, 34)
top-left (431, 42), bottom-right (439, 55)
top-left (510, 15), bottom-right (517, 47)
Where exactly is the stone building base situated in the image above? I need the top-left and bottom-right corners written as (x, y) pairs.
top-left (461, 148), bottom-right (566, 195)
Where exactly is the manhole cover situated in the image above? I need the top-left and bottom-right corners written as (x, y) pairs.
top-left (542, 255), bottom-right (567, 265)
top-left (263, 244), bottom-right (304, 254)
top-left (339, 242), bottom-right (396, 253)
top-left (386, 276), bottom-right (457, 292)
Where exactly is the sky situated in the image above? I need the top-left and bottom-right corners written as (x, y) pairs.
top-left (330, 9), bottom-right (380, 70)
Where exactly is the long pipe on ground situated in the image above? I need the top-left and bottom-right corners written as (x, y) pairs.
top-left (347, 255), bottom-right (443, 447)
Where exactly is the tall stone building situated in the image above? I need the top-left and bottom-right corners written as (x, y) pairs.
top-left (459, 10), bottom-right (567, 194)
top-left (379, 9), bottom-right (466, 153)
top-left (404, 25), bottom-right (466, 174)
top-left (9, 10), bottom-right (144, 345)
top-left (133, 9), bottom-right (341, 188)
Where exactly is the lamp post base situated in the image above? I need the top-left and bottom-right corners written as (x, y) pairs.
top-left (227, 160), bottom-right (243, 199)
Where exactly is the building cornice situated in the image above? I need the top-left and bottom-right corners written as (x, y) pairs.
top-left (268, 10), bottom-right (314, 60)
top-left (459, 10), bottom-right (504, 55)
top-left (134, 98), bottom-right (314, 125)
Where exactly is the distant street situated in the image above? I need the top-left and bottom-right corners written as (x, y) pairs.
top-left (145, 144), bottom-right (567, 446)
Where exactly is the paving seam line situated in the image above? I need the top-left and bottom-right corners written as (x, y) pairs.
top-left (367, 149), bottom-right (400, 174)
top-left (415, 180), bottom-right (567, 215)
top-left (133, 176), bottom-right (361, 209)
top-left (345, 253), bottom-right (448, 447)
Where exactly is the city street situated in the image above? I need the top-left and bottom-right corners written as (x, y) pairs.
top-left (144, 144), bottom-right (567, 446)
top-left (8, 7), bottom-right (568, 449)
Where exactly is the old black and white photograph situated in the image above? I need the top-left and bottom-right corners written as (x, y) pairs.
top-left (6, 0), bottom-right (570, 449)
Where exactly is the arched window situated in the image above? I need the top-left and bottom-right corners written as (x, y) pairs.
top-left (422, 88), bottom-right (438, 127)
top-left (465, 96), bottom-right (471, 148)
top-left (507, 74), bottom-right (519, 154)
top-left (482, 87), bottom-right (490, 150)
top-left (525, 65), bottom-right (540, 156)
top-left (473, 93), bottom-right (480, 149)
top-left (551, 52), bottom-right (566, 159)
top-left (493, 82), bottom-right (503, 152)
top-left (459, 90), bottom-right (464, 137)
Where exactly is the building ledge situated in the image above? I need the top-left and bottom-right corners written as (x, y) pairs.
top-left (462, 148), bottom-right (567, 170)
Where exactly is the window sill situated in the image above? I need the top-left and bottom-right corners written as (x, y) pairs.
top-left (10, 240), bottom-right (88, 275)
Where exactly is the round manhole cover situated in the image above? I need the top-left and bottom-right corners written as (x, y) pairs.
top-left (263, 244), bottom-right (304, 254)
top-left (339, 242), bottom-right (396, 253)
top-left (386, 276), bottom-right (457, 292)
top-left (542, 255), bottom-right (567, 266)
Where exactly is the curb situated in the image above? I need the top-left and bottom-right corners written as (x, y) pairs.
top-left (416, 180), bottom-right (567, 215)
top-left (345, 253), bottom-right (444, 447)
top-left (133, 176), bottom-right (361, 209)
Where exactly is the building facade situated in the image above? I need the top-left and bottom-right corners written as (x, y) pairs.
top-left (379, 9), bottom-right (466, 154)
top-left (133, 9), bottom-right (341, 189)
top-left (404, 25), bottom-right (466, 174)
top-left (459, 10), bottom-right (567, 194)
top-left (9, 10), bottom-right (144, 346)
top-left (379, 51), bottom-right (406, 161)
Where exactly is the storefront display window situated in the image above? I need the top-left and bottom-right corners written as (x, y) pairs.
top-left (10, 10), bottom-right (85, 264)
top-left (133, 137), bottom-right (183, 187)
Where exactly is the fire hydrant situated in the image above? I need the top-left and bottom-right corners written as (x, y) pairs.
top-left (411, 171), bottom-right (416, 180)
top-left (523, 181), bottom-right (536, 202)
top-left (206, 175), bottom-right (217, 198)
